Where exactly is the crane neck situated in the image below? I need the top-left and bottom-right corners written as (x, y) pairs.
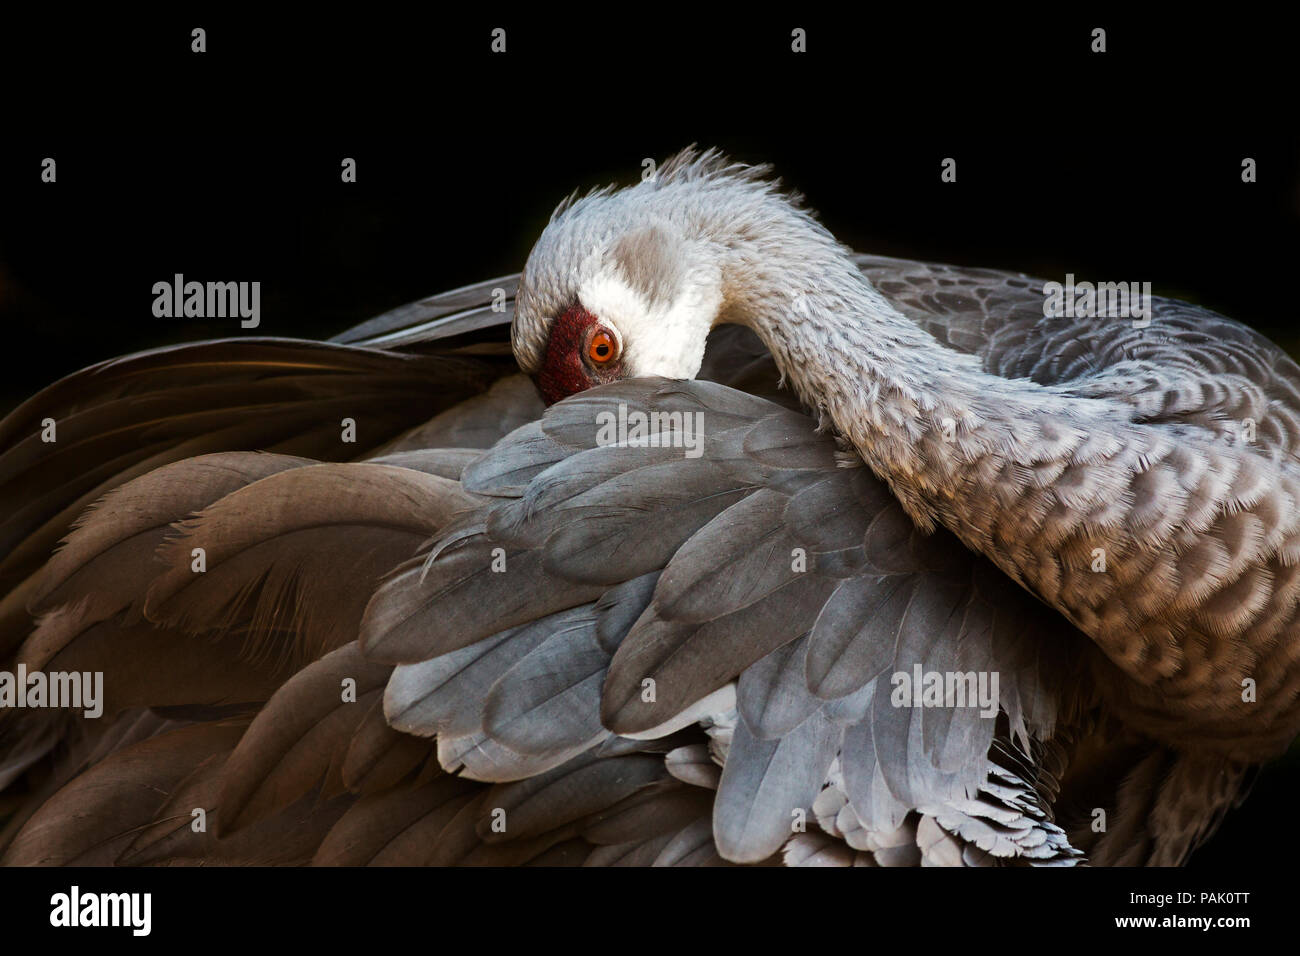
top-left (705, 209), bottom-right (1106, 540)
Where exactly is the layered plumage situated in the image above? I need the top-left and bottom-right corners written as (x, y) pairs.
top-left (0, 151), bottom-right (1288, 866)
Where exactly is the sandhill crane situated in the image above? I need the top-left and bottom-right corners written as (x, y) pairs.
top-left (0, 148), bottom-right (1293, 866)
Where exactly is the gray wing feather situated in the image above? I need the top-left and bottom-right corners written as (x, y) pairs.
top-left (712, 708), bottom-right (839, 863)
top-left (329, 275), bottom-right (519, 349)
top-left (383, 610), bottom-right (584, 738)
top-left (736, 635), bottom-right (820, 739)
top-left (482, 610), bottom-right (610, 754)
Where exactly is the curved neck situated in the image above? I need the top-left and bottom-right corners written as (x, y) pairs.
top-left (702, 202), bottom-right (1093, 540)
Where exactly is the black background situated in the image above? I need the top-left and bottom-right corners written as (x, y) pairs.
top-left (3, 11), bottom-right (1297, 405)
top-left (1, 8), bottom-right (1297, 879)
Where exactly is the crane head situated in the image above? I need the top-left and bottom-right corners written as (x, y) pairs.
top-left (509, 152), bottom-right (785, 404)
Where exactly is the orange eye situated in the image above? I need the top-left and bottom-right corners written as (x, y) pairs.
top-left (587, 330), bottom-right (617, 365)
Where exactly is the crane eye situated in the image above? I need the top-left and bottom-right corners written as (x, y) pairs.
top-left (587, 329), bottom-right (618, 365)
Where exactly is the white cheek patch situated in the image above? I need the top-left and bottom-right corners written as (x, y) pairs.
top-left (577, 270), bottom-right (721, 380)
